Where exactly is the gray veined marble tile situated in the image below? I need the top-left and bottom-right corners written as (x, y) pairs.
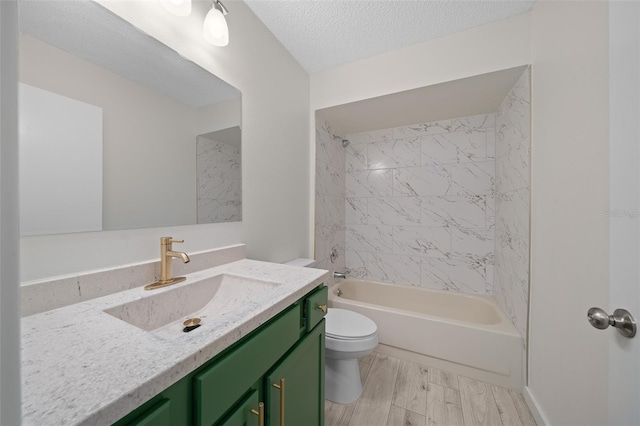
top-left (495, 144), bottom-right (529, 193)
top-left (485, 264), bottom-right (494, 296)
top-left (315, 224), bottom-right (346, 267)
top-left (486, 195), bottom-right (496, 229)
top-left (392, 226), bottom-right (450, 258)
top-left (345, 127), bottom-right (394, 144)
top-left (393, 166), bottom-right (451, 197)
top-left (448, 160), bottom-right (495, 196)
top-left (346, 250), bottom-right (368, 278)
top-left (421, 257), bottom-right (487, 294)
top-left (495, 188), bottom-right (530, 238)
top-left (421, 196), bottom-right (486, 229)
top-left (197, 138), bottom-right (240, 157)
top-left (316, 125), bottom-right (345, 172)
top-left (451, 227), bottom-right (494, 259)
top-left (486, 129), bottom-right (496, 160)
top-left (421, 131), bottom-right (487, 166)
top-left (367, 253), bottom-right (421, 286)
top-left (496, 82), bottom-right (530, 158)
top-left (198, 171), bottom-right (241, 200)
top-left (345, 197), bottom-right (368, 225)
top-left (346, 169), bottom-right (393, 198)
top-left (316, 161), bottom-right (345, 197)
top-left (450, 113), bottom-right (496, 132)
top-left (316, 195), bottom-right (345, 231)
top-left (216, 201), bottom-right (242, 222)
top-left (346, 224), bottom-right (394, 253)
top-left (367, 138), bottom-right (421, 169)
top-left (392, 119), bottom-right (453, 139)
top-left (495, 230), bottom-right (529, 284)
top-left (198, 199), bottom-right (242, 223)
top-left (494, 265), bottom-right (529, 339)
top-left (315, 127), bottom-right (331, 165)
top-left (368, 197), bottom-right (421, 226)
top-left (345, 143), bottom-right (368, 172)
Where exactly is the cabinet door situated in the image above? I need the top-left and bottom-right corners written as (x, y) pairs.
top-left (195, 305), bottom-right (300, 426)
top-left (219, 389), bottom-right (262, 426)
top-left (266, 320), bottom-right (325, 426)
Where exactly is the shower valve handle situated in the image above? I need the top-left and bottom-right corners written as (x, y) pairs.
top-left (587, 307), bottom-right (636, 338)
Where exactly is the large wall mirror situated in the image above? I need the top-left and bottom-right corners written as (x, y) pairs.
top-left (18, 0), bottom-right (242, 237)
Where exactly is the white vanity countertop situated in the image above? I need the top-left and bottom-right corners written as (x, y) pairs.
top-left (21, 259), bottom-right (328, 425)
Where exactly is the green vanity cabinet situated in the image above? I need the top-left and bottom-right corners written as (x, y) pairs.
top-left (114, 284), bottom-right (327, 426)
top-left (128, 398), bottom-right (172, 426)
top-left (194, 305), bottom-right (301, 425)
top-left (218, 389), bottom-right (261, 426)
top-left (266, 321), bottom-right (325, 426)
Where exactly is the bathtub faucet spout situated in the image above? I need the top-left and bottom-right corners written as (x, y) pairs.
top-left (333, 271), bottom-right (346, 279)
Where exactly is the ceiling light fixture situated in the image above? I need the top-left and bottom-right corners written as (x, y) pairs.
top-left (203, 0), bottom-right (229, 47)
top-left (161, 0), bottom-right (192, 17)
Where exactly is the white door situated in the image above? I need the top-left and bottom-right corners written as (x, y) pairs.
top-left (607, 2), bottom-right (640, 424)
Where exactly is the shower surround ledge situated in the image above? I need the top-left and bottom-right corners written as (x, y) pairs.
top-left (21, 258), bottom-right (328, 425)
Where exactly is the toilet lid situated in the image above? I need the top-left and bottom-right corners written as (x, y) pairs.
top-left (325, 308), bottom-right (377, 339)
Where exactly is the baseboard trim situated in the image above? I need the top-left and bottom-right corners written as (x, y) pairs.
top-left (523, 385), bottom-right (550, 426)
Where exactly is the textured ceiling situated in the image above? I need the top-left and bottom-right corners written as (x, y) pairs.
top-left (318, 66), bottom-right (527, 135)
top-left (18, 0), bottom-right (240, 108)
top-left (244, 0), bottom-right (535, 73)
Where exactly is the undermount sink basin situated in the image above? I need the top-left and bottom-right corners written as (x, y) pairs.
top-left (104, 274), bottom-right (280, 336)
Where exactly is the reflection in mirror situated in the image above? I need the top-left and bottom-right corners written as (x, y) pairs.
top-left (197, 127), bottom-right (242, 223)
top-left (18, 0), bottom-right (242, 236)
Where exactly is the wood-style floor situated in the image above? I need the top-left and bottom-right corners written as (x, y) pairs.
top-left (325, 351), bottom-right (536, 426)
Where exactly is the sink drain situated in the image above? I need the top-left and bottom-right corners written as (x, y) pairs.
top-left (183, 318), bottom-right (201, 333)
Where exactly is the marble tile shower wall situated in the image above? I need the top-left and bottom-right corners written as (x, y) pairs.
top-left (315, 117), bottom-right (346, 271)
top-left (196, 137), bottom-right (242, 223)
top-left (343, 114), bottom-right (496, 295)
top-left (494, 68), bottom-right (531, 339)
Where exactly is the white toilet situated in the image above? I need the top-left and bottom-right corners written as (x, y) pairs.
top-left (324, 307), bottom-right (378, 404)
top-left (283, 259), bottom-right (378, 404)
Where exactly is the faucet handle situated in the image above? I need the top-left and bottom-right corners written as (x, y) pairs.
top-left (161, 236), bottom-right (184, 245)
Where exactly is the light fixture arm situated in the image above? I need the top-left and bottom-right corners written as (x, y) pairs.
top-left (213, 0), bottom-right (228, 16)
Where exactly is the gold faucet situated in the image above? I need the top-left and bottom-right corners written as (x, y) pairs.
top-left (144, 237), bottom-right (191, 290)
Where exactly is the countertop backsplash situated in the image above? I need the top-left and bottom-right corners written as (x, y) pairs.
top-left (21, 244), bottom-right (246, 317)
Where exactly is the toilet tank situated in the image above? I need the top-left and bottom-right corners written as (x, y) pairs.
top-left (283, 258), bottom-right (316, 268)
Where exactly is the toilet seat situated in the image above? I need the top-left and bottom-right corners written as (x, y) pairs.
top-left (325, 308), bottom-right (377, 340)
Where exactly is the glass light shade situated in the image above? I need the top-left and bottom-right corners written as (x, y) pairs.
top-left (162, 0), bottom-right (192, 17)
top-left (203, 7), bottom-right (229, 47)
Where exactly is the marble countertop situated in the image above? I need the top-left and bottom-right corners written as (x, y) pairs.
top-left (21, 259), bottom-right (328, 425)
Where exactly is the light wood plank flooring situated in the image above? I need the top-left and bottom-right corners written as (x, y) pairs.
top-left (325, 351), bottom-right (536, 426)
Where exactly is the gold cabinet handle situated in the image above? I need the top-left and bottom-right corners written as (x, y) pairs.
top-left (317, 304), bottom-right (327, 313)
top-left (272, 378), bottom-right (285, 426)
top-left (250, 402), bottom-right (264, 426)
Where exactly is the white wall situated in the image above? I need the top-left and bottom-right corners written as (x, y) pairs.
top-left (310, 13), bottom-right (531, 111)
top-left (528, 1), bottom-right (609, 424)
top-left (21, 0), bottom-right (310, 280)
top-left (309, 12), bottom-right (531, 255)
top-left (0, 0), bottom-right (22, 422)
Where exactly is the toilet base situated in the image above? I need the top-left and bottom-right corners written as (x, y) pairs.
top-left (325, 357), bottom-right (363, 404)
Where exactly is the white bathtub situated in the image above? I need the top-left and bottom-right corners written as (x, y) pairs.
top-left (329, 279), bottom-right (524, 389)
